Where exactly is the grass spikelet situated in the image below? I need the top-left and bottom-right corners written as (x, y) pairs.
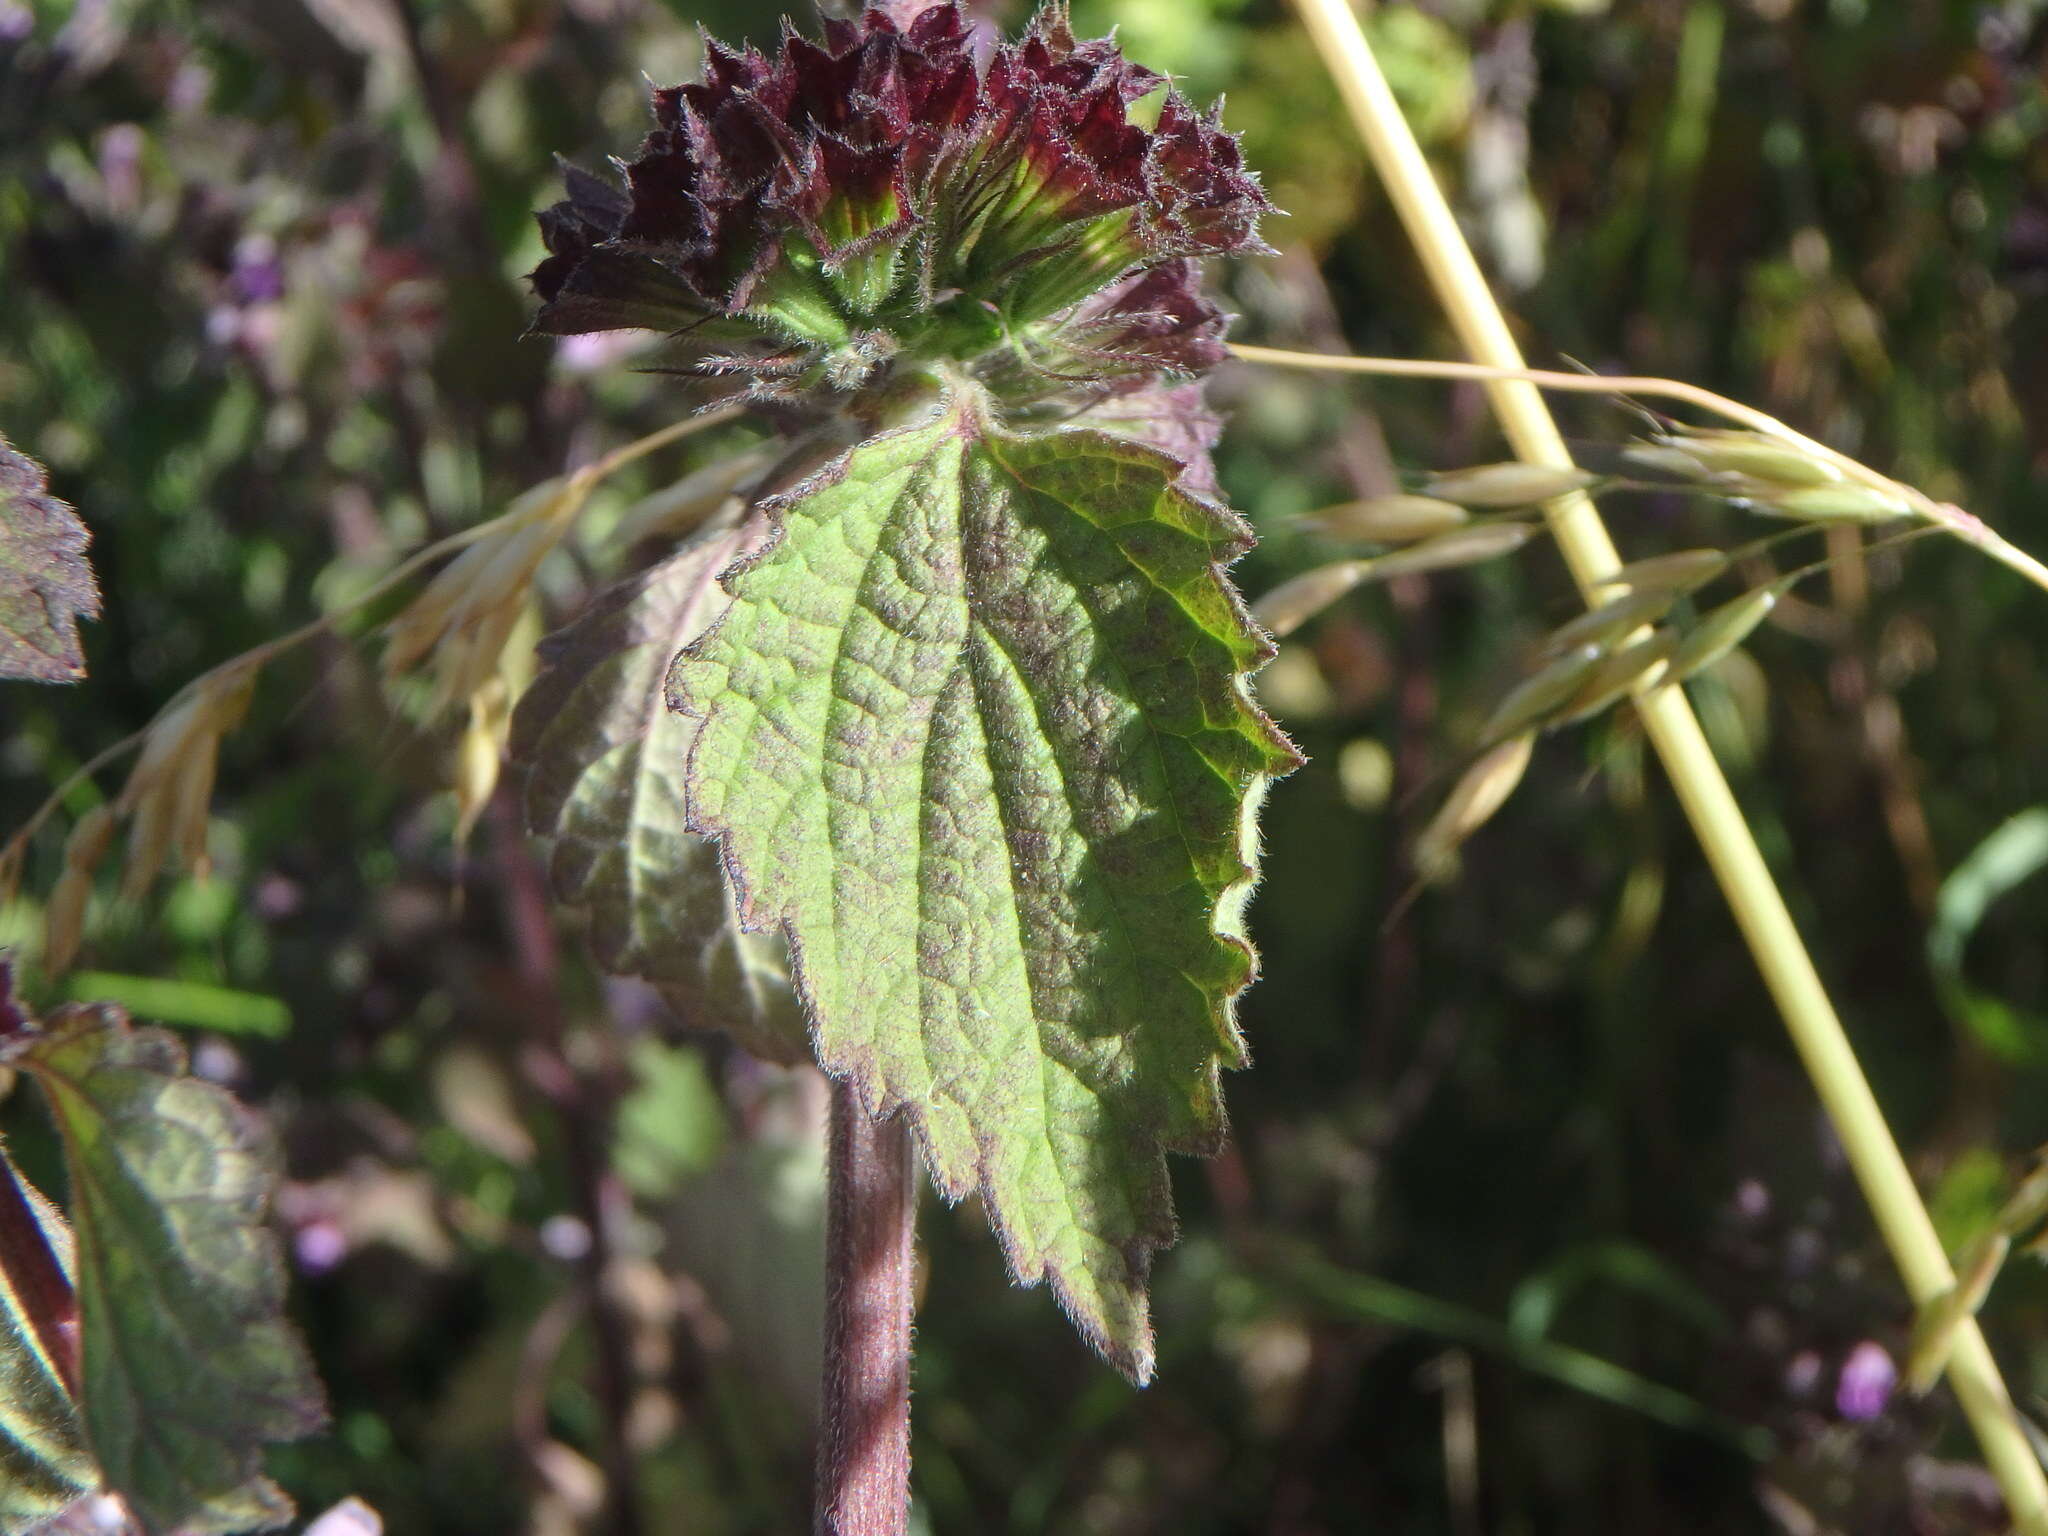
top-left (1540, 587), bottom-right (1679, 660)
top-left (1661, 586), bottom-right (1780, 687)
top-left (1415, 733), bottom-right (1536, 883)
top-left (384, 475), bottom-right (589, 711)
top-left (1756, 484), bottom-right (1913, 525)
top-left (114, 663), bottom-right (257, 901)
top-left (1424, 462), bottom-right (1598, 509)
top-left (1480, 646), bottom-right (1605, 745)
top-left (1610, 548), bottom-right (1729, 594)
top-left (454, 681), bottom-right (511, 852)
top-left (1305, 494), bottom-right (1470, 544)
top-left (43, 805), bottom-right (117, 976)
top-left (1651, 430), bottom-right (1840, 488)
top-left (1555, 632), bottom-right (1678, 727)
top-left (1369, 522), bottom-right (1539, 579)
top-left (1907, 1232), bottom-right (2010, 1395)
top-left (1254, 561), bottom-right (1371, 637)
top-left (1620, 444), bottom-right (1711, 480)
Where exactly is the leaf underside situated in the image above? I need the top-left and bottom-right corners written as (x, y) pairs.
top-left (671, 395), bottom-right (1296, 1380)
top-left (10, 1006), bottom-right (326, 1535)
top-left (0, 1151), bottom-right (98, 1531)
top-left (512, 518), bottom-right (809, 1065)
top-left (0, 434), bottom-right (100, 685)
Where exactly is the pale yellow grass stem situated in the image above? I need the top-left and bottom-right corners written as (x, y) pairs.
top-left (1287, 0), bottom-right (2048, 1523)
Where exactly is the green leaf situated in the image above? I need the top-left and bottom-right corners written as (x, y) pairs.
top-left (0, 433), bottom-right (100, 684)
top-left (4, 1003), bottom-right (326, 1535)
top-left (613, 1038), bottom-right (728, 1198)
top-left (670, 394), bottom-right (1297, 1380)
top-left (1929, 808), bottom-right (2048, 1063)
top-left (511, 518), bottom-right (808, 1066)
top-left (0, 1149), bottom-right (98, 1530)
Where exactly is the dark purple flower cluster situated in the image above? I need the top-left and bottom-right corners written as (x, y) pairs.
top-left (530, 1), bottom-right (1270, 413)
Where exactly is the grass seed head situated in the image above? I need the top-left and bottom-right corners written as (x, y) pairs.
top-left (42, 805), bottom-right (119, 977)
top-left (1480, 645), bottom-right (1605, 745)
top-left (1305, 494), bottom-right (1470, 544)
top-left (1610, 548), bottom-right (1729, 594)
top-left (43, 865), bottom-right (92, 977)
top-left (1906, 1231), bottom-right (2010, 1394)
top-left (64, 804), bottom-right (117, 873)
top-left (1650, 429), bottom-right (1842, 489)
top-left (1253, 561), bottom-right (1370, 638)
top-left (1540, 587), bottom-right (1679, 660)
top-left (385, 477), bottom-right (587, 714)
top-left (116, 663), bottom-right (257, 900)
top-left (1369, 521), bottom-right (1539, 579)
top-left (454, 680), bottom-right (513, 851)
top-left (612, 451), bottom-right (769, 545)
top-left (1619, 444), bottom-right (1711, 480)
top-left (1756, 484), bottom-right (1913, 525)
top-left (1423, 462), bottom-right (1598, 509)
top-left (1555, 631), bottom-right (1677, 726)
top-left (1415, 732), bottom-right (1535, 883)
top-left (1663, 586), bottom-right (1779, 687)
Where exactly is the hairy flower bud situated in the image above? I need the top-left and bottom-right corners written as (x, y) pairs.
top-left (529, 2), bottom-right (1270, 418)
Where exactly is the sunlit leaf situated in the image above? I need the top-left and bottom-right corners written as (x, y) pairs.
top-left (613, 1039), bottom-right (727, 1198)
top-left (1929, 808), bottom-right (2048, 1063)
top-left (3, 1004), bottom-right (326, 1535)
top-left (511, 516), bottom-right (808, 1065)
top-left (670, 395), bottom-right (1297, 1380)
top-left (0, 433), bottom-right (100, 684)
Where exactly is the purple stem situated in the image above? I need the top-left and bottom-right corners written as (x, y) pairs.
top-left (816, 1080), bottom-right (916, 1536)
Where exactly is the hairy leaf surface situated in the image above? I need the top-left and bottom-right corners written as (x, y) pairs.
top-left (0, 434), bottom-right (100, 684)
top-left (670, 396), bottom-right (1296, 1379)
top-left (512, 519), bottom-right (807, 1064)
top-left (5, 1005), bottom-right (325, 1535)
top-left (0, 1149), bottom-right (98, 1530)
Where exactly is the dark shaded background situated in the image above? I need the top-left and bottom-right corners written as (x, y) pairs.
top-left (4, 0), bottom-right (2048, 1531)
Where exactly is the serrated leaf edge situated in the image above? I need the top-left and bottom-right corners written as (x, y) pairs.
top-left (666, 390), bottom-right (1297, 1379)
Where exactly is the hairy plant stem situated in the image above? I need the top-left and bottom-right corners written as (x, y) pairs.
top-left (1289, 0), bottom-right (2048, 1527)
top-left (817, 1083), bottom-right (916, 1536)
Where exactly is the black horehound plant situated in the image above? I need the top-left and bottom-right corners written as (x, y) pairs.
top-left (6, 2), bottom-right (2048, 1532)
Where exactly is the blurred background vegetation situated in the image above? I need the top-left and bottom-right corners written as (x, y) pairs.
top-left (3, 0), bottom-right (2048, 1530)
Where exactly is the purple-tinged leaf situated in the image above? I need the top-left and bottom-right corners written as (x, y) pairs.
top-left (511, 518), bottom-right (807, 1065)
top-left (0, 433), bottom-right (100, 684)
top-left (2, 1004), bottom-right (326, 1535)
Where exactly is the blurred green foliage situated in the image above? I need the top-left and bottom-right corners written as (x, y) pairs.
top-left (3, 0), bottom-right (2048, 1531)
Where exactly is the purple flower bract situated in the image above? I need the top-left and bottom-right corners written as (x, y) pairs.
top-left (529, 1), bottom-right (1271, 415)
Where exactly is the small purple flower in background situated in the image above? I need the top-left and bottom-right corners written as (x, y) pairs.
top-left (539, 1214), bottom-right (593, 1262)
top-left (231, 233), bottom-right (286, 305)
top-left (294, 1219), bottom-right (349, 1277)
top-left (0, 2), bottom-right (33, 43)
top-left (554, 330), bottom-right (650, 376)
top-left (1783, 1348), bottom-right (1824, 1401)
top-left (97, 123), bottom-right (145, 215)
top-left (1836, 1339), bottom-right (1897, 1420)
top-left (1733, 1177), bottom-right (1771, 1223)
